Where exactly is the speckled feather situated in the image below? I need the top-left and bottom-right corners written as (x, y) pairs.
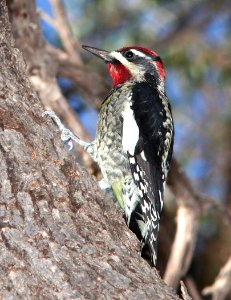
top-left (93, 75), bottom-right (173, 265)
top-left (89, 46), bottom-right (174, 266)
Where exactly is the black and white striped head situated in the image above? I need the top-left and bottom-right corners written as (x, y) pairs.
top-left (82, 45), bottom-right (165, 88)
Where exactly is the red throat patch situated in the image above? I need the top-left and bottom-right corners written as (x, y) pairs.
top-left (107, 62), bottom-right (132, 87)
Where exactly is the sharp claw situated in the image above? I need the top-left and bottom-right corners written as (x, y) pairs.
top-left (64, 138), bottom-right (73, 151)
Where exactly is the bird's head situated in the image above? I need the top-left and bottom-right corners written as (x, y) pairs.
top-left (82, 45), bottom-right (165, 89)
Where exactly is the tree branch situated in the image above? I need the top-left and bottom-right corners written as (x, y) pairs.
top-left (180, 281), bottom-right (192, 300)
top-left (45, 43), bottom-right (109, 109)
top-left (49, 0), bottom-right (83, 64)
top-left (164, 159), bottom-right (200, 288)
top-left (184, 276), bottom-right (202, 300)
top-left (202, 256), bottom-right (231, 300)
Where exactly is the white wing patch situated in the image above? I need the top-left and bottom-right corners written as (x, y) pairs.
top-left (122, 102), bottom-right (139, 156)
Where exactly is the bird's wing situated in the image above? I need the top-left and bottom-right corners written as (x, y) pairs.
top-left (126, 81), bottom-right (173, 265)
top-left (128, 137), bottom-right (164, 266)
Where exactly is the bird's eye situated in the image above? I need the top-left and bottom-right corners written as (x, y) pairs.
top-left (124, 51), bottom-right (134, 59)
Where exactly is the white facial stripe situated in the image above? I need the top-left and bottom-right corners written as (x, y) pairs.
top-left (110, 51), bottom-right (136, 72)
top-left (130, 49), bottom-right (146, 57)
top-left (110, 51), bottom-right (145, 81)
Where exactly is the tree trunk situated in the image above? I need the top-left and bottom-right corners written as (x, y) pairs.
top-left (0, 1), bottom-right (179, 299)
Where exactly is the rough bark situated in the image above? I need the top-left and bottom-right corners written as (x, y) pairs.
top-left (0, 1), bottom-right (179, 299)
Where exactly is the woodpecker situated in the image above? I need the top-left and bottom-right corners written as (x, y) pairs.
top-left (43, 45), bottom-right (174, 266)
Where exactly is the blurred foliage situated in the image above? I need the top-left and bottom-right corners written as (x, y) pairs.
top-left (48, 0), bottom-right (231, 201)
top-left (37, 0), bottom-right (231, 294)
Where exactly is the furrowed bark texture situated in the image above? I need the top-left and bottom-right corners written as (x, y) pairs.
top-left (0, 1), bottom-right (179, 299)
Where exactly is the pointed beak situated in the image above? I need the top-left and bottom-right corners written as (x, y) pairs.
top-left (82, 45), bottom-right (114, 63)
